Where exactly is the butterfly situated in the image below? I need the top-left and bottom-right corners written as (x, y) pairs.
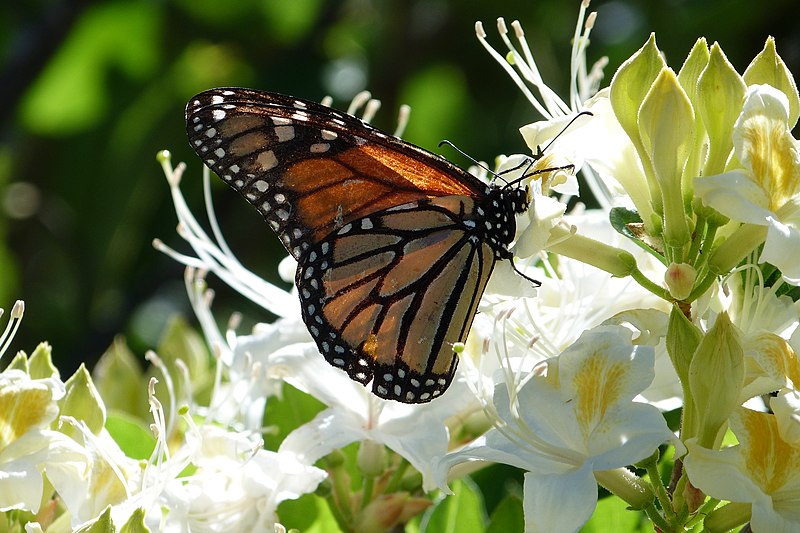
top-left (185, 87), bottom-right (550, 403)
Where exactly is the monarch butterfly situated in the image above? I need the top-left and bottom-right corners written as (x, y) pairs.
top-left (185, 88), bottom-right (558, 403)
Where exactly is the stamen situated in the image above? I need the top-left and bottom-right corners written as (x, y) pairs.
top-left (362, 98), bottom-right (381, 123)
top-left (474, 20), bottom-right (486, 39)
top-left (0, 300), bottom-right (24, 359)
top-left (347, 90), bottom-right (372, 116)
top-left (393, 104), bottom-right (411, 138)
top-left (475, 19), bottom-right (548, 117)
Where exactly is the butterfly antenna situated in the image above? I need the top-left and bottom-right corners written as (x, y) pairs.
top-left (539, 110), bottom-right (593, 155)
top-left (509, 257), bottom-right (542, 287)
top-left (438, 140), bottom-right (504, 179)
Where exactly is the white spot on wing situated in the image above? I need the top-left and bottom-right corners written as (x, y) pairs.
top-left (256, 150), bottom-right (278, 170)
top-left (274, 126), bottom-right (295, 142)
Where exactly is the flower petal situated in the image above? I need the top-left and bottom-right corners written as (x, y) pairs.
top-left (694, 170), bottom-right (773, 224)
top-left (522, 464), bottom-right (598, 533)
top-left (761, 212), bottom-right (800, 285)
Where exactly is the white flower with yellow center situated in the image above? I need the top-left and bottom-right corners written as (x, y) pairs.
top-left (435, 325), bottom-right (672, 533)
top-left (684, 407), bottom-right (800, 532)
top-left (695, 84), bottom-right (800, 284)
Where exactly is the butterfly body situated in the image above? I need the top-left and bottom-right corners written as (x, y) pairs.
top-left (186, 88), bottom-right (530, 402)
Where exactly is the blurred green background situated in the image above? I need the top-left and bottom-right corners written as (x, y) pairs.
top-left (2, 0), bottom-right (797, 372)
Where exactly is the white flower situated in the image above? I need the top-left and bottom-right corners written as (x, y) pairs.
top-left (695, 85), bottom-right (800, 284)
top-left (467, 208), bottom-right (677, 410)
top-left (684, 407), bottom-right (800, 533)
top-left (435, 325), bottom-right (672, 533)
top-left (269, 342), bottom-right (478, 491)
top-left (158, 425), bottom-right (326, 532)
top-left (0, 370), bottom-right (90, 514)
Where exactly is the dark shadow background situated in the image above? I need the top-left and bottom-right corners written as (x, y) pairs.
top-left (2, 0), bottom-right (798, 373)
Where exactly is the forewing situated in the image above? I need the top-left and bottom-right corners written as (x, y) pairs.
top-left (297, 196), bottom-right (496, 403)
top-left (185, 88), bottom-right (488, 258)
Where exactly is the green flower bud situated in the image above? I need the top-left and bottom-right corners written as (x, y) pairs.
top-left (744, 36), bottom-right (800, 128)
top-left (357, 439), bottom-right (387, 478)
top-left (677, 38), bottom-right (710, 188)
top-left (697, 43), bottom-right (746, 176)
top-left (638, 68), bottom-right (695, 257)
top-left (29, 342), bottom-right (59, 380)
top-left (60, 364), bottom-right (107, 436)
top-left (610, 33), bottom-right (667, 221)
top-left (546, 226), bottom-right (637, 278)
top-left (688, 312), bottom-right (744, 448)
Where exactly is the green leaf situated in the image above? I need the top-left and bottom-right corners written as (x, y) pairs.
top-left (580, 495), bottom-right (654, 532)
top-left (400, 65), bottom-right (470, 152)
top-left (20, 2), bottom-right (161, 135)
top-left (470, 463), bottom-right (523, 515)
top-left (105, 411), bottom-right (156, 461)
top-left (262, 383), bottom-right (326, 451)
top-left (486, 495), bottom-right (524, 533)
top-left (609, 207), bottom-right (665, 263)
top-left (278, 493), bottom-right (343, 533)
top-left (421, 479), bottom-right (486, 533)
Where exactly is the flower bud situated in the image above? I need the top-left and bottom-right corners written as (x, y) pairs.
top-left (688, 312), bottom-right (744, 448)
top-left (665, 262), bottom-right (697, 301)
top-left (60, 364), bottom-right (106, 436)
top-left (696, 43), bottom-right (746, 176)
top-left (355, 493), bottom-right (431, 533)
top-left (743, 36), bottom-right (800, 127)
top-left (357, 439), bottom-right (386, 478)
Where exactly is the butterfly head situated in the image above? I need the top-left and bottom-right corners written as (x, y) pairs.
top-left (509, 184), bottom-right (530, 214)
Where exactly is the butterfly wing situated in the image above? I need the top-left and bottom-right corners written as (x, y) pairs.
top-left (185, 88), bottom-right (504, 403)
top-left (299, 196), bottom-right (496, 402)
top-left (185, 88), bottom-right (489, 259)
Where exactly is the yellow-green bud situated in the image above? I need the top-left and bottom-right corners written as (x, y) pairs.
top-left (357, 439), bottom-right (387, 478)
top-left (743, 37), bottom-right (799, 128)
top-left (665, 262), bottom-right (697, 301)
top-left (60, 364), bottom-right (106, 436)
top-left (688, 312), bottom-right (744, 448)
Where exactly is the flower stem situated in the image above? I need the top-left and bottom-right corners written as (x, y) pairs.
top-left (685, 211), bottom-right (706, 266)
top-left (361, 475), bottom-right (375, 510)
top-left (643, 502), bottom-right (672, 532)
top-left (384, 459), bottom-right (411, 494)
top-left (630, 266), bottom-right (671, 300)
top-left (644, 458), bottom-right (677, 525)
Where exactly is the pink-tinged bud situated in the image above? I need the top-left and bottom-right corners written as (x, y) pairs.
top-left (665, 262), bottom-right (697, 301)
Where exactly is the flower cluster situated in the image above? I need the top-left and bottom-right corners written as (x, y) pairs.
top-left (459, 2), bottom-right (800, 531)
top-left (3, 1), bottom-right (800, 532)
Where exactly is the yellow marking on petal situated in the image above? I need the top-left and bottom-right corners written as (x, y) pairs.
top-left (738, 409), bottom-right (800, 494)
top-left (573, 350), bottom-right (626, 432)
top-left (739, 115), bottom-right (800, 210)
top-left (745, 332), bottom-right (800, 388)
top-left (0, 383), bottom-right (52, 448)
